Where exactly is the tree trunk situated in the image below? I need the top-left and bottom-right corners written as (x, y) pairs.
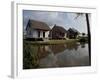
top-left (85, 13), bottom-right (91, 65)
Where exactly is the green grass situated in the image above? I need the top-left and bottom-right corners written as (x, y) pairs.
top-left (24, 39), bottom-right (78, 45)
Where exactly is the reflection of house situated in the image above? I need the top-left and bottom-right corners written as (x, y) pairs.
top-left (49, 25), bottom-right (67, 39)
top-left (26, 19), bottom-right (51, 39)
top-left (37, 46), bottom-right (50, 59)
top-left (49, 44), bottom-right (67, 54)
top-left (67, 28), bottom-right (79, 39)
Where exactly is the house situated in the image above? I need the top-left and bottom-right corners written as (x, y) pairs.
top-left (26, 19), bottom-right (51, 40)
top-left (49, 25), bottom-right (67, 39)
top-left (78, 33), bottom-right (88, 38)
top-left (67, 28), bottom-right (79, 39)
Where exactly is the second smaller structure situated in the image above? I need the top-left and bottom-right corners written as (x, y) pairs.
top-left (49, 25), bottom-right (67, 39)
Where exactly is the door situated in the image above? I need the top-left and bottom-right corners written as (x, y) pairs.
top-left (38, 31), bottom-right (40, 38)
top-left (43, 32), bottom-right (45, 38)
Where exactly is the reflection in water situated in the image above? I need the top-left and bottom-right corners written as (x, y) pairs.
top-left (80, 42), bottom-right (86, 48)
top-left (23, 42), bottom-right (90, 69)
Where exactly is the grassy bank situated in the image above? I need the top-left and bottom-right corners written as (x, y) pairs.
top-left (24, 39), bottom-right (78, 45)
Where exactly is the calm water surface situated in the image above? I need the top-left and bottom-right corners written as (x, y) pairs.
top-left (23, 42), bottom-right (90, 69)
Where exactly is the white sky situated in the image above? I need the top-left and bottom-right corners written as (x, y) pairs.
top-left (23, 10), bottom-right (89, 34)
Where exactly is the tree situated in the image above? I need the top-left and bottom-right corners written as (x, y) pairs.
top-left (75, 13), bottom-right (91, 65)
top-left (82, 33), bottom-right (85, 37)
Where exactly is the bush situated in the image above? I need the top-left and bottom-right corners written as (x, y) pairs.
top-left (78, 37), bottom-right (88, 42)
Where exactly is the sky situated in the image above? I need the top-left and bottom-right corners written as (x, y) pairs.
top-left (23, 10), bottom-right (89, 34)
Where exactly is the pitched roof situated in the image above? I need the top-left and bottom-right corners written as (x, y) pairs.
top-left (52, 25), bottom-right (67, 33)
top-left (68, 28), bottom-right (79, 33)
top-left (27, 19), bottom-right (51, 31)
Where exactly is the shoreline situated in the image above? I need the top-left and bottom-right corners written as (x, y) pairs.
top-left (24, 39), bottom-right (78, 45)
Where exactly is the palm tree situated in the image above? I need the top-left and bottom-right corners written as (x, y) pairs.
top-left (75, 13), bottom-right (91, 65)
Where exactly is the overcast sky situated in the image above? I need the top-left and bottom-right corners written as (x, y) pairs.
top-left (23, 10), bottom-right (89, 34)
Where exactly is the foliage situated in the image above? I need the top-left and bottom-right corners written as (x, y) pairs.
top-left (82, 33), bottom-right (85, 36)
top-left (23, 43), bottom-right (39, 69)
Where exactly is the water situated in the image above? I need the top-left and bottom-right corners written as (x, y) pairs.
top-left (23, 42), bottom-right (90, 69)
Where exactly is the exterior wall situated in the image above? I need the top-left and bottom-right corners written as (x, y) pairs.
top-left (45, 31), bottom-right (49, 38)
top-left (39, 31), bottom-right (49, 38)
top-left (31, 30), bottom-right (44, 38)
top-left (64, 33), bottom-right (67, 38)
top-left (40, 31), bottom-right (43, 38)
top-left (26, 27), bottom-right (49, 38)
top-left (26, 28), bottom-right (38, 38)
top-left (31, 29), bottom-right (38, 38)
top-left (49, 30), bottom-right (67, 39)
